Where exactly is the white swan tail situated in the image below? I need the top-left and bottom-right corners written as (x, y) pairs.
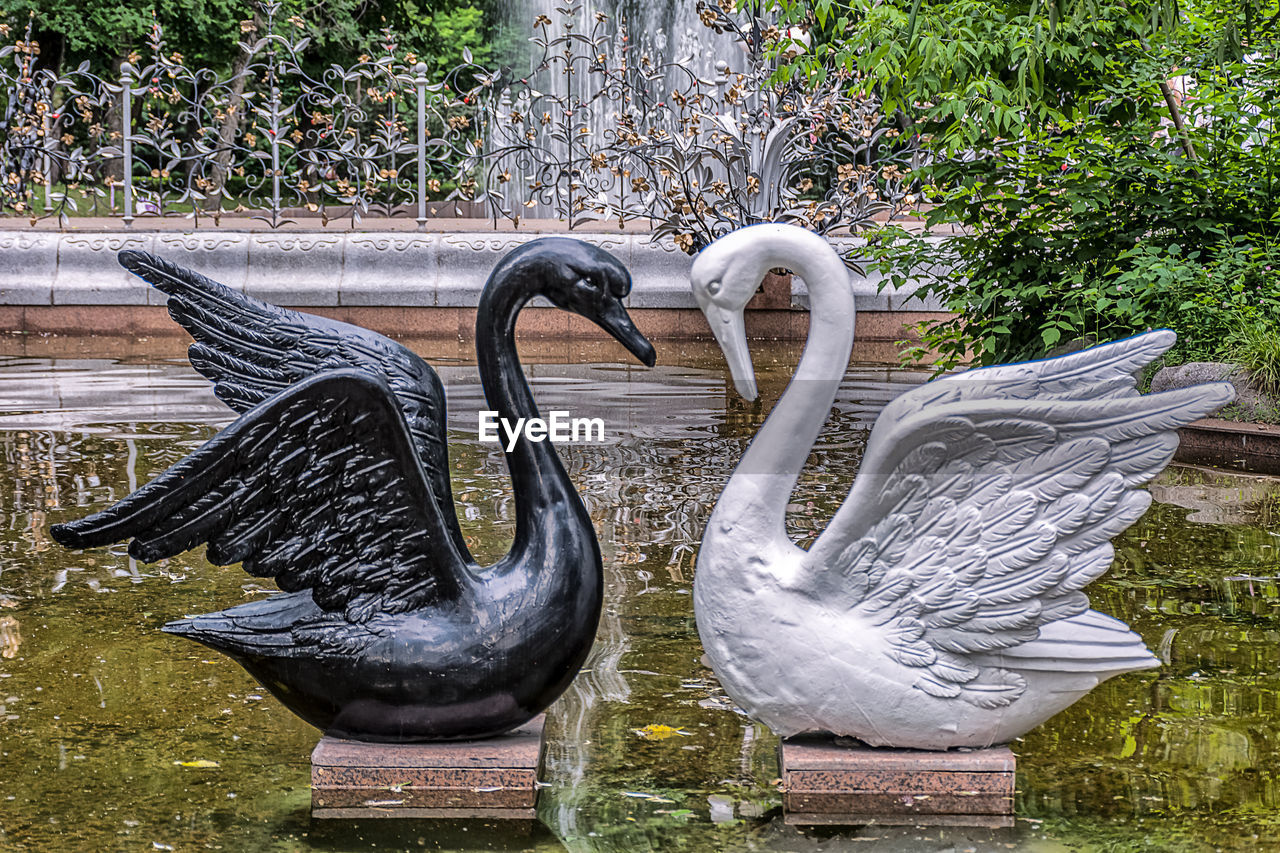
top-left (982, 609), bottom-right (1159, 674)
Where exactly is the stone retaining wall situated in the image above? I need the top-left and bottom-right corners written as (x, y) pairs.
top-left (1175, 418), bottom-right (1280, 476)
top-left (0, 230), bottom-right (950, 343)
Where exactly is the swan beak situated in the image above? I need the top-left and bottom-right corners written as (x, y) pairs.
top-left (703, 304), bottom-right (757, 401)
top-left (598, 298), bottom-right (657, 367)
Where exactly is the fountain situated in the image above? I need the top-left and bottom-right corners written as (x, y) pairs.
top-left (477, 0), bottom-right (910, 254)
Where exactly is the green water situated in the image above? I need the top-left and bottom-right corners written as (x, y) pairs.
top-left (1, 353), bottom-right (1278, 852)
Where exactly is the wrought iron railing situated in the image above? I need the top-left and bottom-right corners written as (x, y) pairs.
top-left (1, 1), bottom-right (919, 243)
top-left (464, 1), bottom-right (923, 253)
top-left (0, 3), bottom-right (485, 228)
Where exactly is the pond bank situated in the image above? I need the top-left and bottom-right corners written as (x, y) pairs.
top-left (1176, 418), bottom-right (1280, 476)
top-left (2, 354), bottom-right (1277, 851)
top-left (0, 227), bottom-right (949, 350)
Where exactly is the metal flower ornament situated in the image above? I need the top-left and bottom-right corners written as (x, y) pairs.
top-left (463, 1), bottom-right (922, 256)
top-left (0, 3), bottom-right (483, 228)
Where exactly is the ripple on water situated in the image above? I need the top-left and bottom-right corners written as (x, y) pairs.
top-left (0, 355), bottom-right (1277, 852)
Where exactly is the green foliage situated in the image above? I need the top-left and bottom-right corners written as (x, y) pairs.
top-left (878, 224), bottom-right (1280, 373)
top-left (1229, 322), bottom-right (1280, 394)
top-left (1157, 239), bottom-right (1280, 360)
top-left (923, 64), bottom-right (1275, 367)
top-left (418, 4), bottom-right (490, 71)
top-left (0, 0), bottom-right (495, 79)
top-left (0, 0), bottom-right (245, 68)
top-left (770, 0), bottom-right (1183, 151)
top-left (789, 0), bottom-right (1279, 374)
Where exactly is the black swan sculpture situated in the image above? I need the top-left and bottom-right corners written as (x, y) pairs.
top-left (51, 238), bottom-right (656, 742)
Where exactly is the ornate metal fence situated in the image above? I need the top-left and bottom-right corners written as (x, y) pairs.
top-left (1, 1), bottom-right (919, 242)
top-left (465, 1), bottom-right (923, 252)
top-left (0, 3), bottom-right (484, 228)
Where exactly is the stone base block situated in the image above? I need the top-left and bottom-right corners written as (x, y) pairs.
top-left (783, 812), bottom-right (1015, 828)
top-left (780, 737), bottom-right (1015, 821)
top-left (311, 715), bottom-right (544, 819)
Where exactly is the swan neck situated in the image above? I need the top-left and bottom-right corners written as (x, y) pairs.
top-left (475, 279), bottom-right (581, 562)
top-left (724, 244), bottom-right (855, 543)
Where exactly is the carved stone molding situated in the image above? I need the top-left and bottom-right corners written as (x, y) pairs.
top-left (0, 232), bottom-right (58, 305)
top-left (2, 229), bottom-right (945, 311)
top-left (54, 234), bottom-right (156, 305)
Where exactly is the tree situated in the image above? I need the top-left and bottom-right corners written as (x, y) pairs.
top-left (0, 0), bottom-right (244, 76)
top-left (771, 0), bottom-right (1280, 369)
top-left (770, 0), bottom-right (1197, 151)
top-left (0, 0), bottom-right (495, 79)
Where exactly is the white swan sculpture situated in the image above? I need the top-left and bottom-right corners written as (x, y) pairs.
top-left (690, 224), bottom-right (1234, 749)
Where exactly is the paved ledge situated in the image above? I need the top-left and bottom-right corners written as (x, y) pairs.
top-left (6, 213), bottom-right (966, 235)
top-left (1176, 418), bottom-right (1280, 476)
top-left (0, 334), bottom-right (925, 369)
top-left (0, 229), bottom-right (949, 312)
top-left (0, 305), bottom-right (950, 354)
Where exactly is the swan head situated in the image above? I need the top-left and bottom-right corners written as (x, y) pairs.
top-left (506, 237), bottom-right (657, 367)
top-left (692, 224), bottom-right (849, 400)
top-left (689, 224), bottom-right (805, 401)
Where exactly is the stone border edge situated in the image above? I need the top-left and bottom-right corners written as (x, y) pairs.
top-left (0, 231), bottom-right (949, 312)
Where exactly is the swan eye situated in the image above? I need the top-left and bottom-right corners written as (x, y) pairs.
top-left (706, 279), bottom-right (723, 297)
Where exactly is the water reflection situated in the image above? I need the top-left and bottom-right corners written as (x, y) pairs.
top-left (0, 352), bottom-right (1277, 851)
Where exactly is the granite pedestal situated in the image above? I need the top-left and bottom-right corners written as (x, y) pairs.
top-left (780, 736), bottom-right (1015, 826)
top-left (311, 715), bottom-right (544, 819)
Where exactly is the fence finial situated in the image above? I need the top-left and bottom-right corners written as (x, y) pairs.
top-left (414, 61), bottom-right (430, 230)
top-left (120, 61), bottom-right (136, 227)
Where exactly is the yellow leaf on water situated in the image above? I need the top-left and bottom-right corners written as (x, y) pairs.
top-left (634, 724), bottom-right (692, 741)
top-left (174, 759), bottom-right (220, 768)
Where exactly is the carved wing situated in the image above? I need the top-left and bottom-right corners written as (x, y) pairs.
top-left (51, 369), bottom-right (466, 622)
top-left (117, 250), bottom-right (467, 559)
top-left (804, 331), bottom-right (1233, 706)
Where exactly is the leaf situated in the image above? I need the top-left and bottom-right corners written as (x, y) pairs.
top-left (634, 724), bottom-right (692, 740)
top-left (906, 0), bottom-right (924, 43)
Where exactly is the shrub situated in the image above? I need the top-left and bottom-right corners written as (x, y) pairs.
top-left (779, 0), bottom-right (1278, 372)
top-left (1229, 323), bottom-right (1280, 395)
top-left (870, 52), bottom-right (1279, 371)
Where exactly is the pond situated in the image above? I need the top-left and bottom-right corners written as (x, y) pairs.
top-left (1, 345), bottom-right (1278, 852)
